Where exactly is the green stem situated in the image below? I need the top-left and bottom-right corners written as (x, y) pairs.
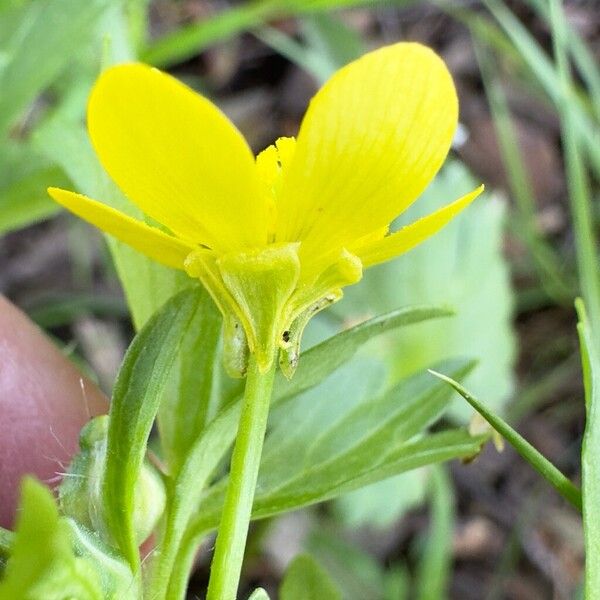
top-left (206, 354), bottom-right (276, 600)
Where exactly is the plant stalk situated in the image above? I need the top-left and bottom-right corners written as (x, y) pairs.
top-left (206, 353), bottom-right (276, 600)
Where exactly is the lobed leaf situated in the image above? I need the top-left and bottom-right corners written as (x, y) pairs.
top-left (191, 359), bottom-right (483, 531)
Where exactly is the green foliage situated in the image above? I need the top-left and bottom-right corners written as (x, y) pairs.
top-left (0, 478), bottom-right (103, 600)
top-left (257, 13), bottom-right (365, 83)
top-left (155, 305), bottom-right (456, 598)
top-left (156, 286), bottom-right (221, 473)
top-left (0, 0), bottom-right (109, 137)
top-left (101, 288), bottom-right (203, 568)
top-left (280, 554), bottom-right (341, 600)
top-left (0, 145), bottom-right (67, 235)
top-left (0, 0), bottom-right (112, 234)
top-left (480, 0), bottom-right (600, 180)
top-left (189, 359), bottom-right (484, 533)
top-left (576, 300), bottom-right (600, 596)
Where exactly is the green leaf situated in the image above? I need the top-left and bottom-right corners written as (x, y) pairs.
top-left (192, 359), bottom-right (484, 530)
top-left (249, 589), bottom-right (271, 600)
top-left (429, 369), bottom-right (582, 511)
top-left (157, 285), bottom-right (221, 473)
top-left (0, 141), bottom-right (70, 234)
top-left (0, 0), bottom-right (110, 137)
top-left (0, 478), bottom-right (103, 600)
top-left (576, 299), bottom-right (600, 596)
top-left (306, 530), bottom-right (392, 599)
top-left (415, 467), bottom-right (454, 600)
top-left (102, 287), bottom-right (204, 568)
top-left (280, 554), bottom-right (341, 600)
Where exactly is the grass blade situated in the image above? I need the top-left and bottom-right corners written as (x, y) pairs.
top-left (474, 40), bottom-right (571, 304)
top-left (429, 370), bottom-right (582, 511)
top-left (549, 0), bottom-right (600, 339)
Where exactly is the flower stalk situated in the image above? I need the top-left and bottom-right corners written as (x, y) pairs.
top-left (206, 353), bottom-right (276, 600)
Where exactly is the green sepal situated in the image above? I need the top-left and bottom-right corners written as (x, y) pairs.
top-left (218, 242), bottom-right (301, 372)
top-left (278, 291), bottom-right (341, 379)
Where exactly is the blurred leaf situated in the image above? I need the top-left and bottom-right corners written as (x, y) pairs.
top-left (0, 478), bottom-right (103, 600)
top-left (320, 161), bottom-right (514, 528)
top-left (25, 292), bottom-right (127, 328)
top-left (430, 369), bottom-right (582, 511)
top-left (307, 528), bottom-right (391, 599)
top-left (0, 146), bottom-right (67, 233)
top-left (525, 0), bottom-right (600, 121)
top-left (0, 0), bottom-right (109, 137)
top-left (329, 162), bottom-right (515, 420)
top-left (142, 0), bottom-right (414, 67)
top-left (257, 13), bottom-right (365, 83)
top-left (102, 287), bottom-right (203, 569)
top-left (548, 0), bottom-right (600, 338)
top-left (280, 554), bottom-right (341, 600)
top-left (475, 41), bottom-right (572, 304)
top-left (576, 299), bottom-right (600, 595)
top-left (415, 467), bottom-right (454, 600)
top-left (249, 589), bottom-right (271, 600)
top-left (335, 468), bottom-right (427, 528)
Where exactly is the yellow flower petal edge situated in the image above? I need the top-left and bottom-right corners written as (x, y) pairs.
top-left (87, 63), bottom-right (266, 253)
top-left (48, 188), bottom-right (194, 270)
top-left (276, 43), bottom-right (458, 260)
top-left (354, 185), bottom-right (485, 268)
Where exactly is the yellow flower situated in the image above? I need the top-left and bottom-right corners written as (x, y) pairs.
top-left (48, 42), bottom-right (483, 378)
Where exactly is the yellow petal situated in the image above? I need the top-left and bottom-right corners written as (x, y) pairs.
top-left (48, 187), bottom-right (194, 270)
top-left (276, 43), bottom-right (458, 258)
top-left (354, 185), bottom-right (484, 268)
top-left (87, 63), bottom-right (266, 253)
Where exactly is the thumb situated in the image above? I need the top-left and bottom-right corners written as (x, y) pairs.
top-left (0, 295), bottom-right (108, 528)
